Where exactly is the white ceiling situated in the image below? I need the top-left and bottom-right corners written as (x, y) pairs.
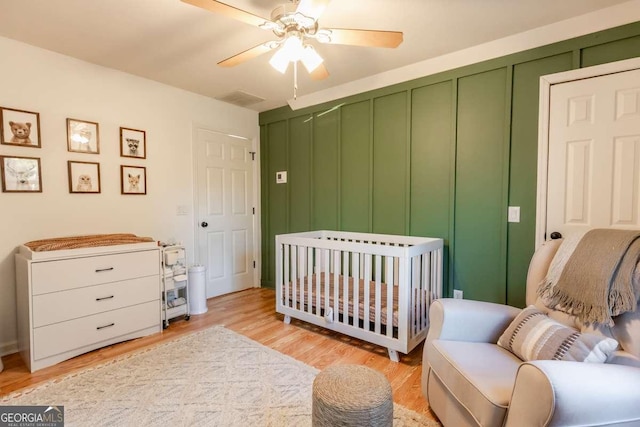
top-left (0, 0), bottom-right (634, 112)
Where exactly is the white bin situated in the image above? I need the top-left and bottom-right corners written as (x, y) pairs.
top-left (188, 265), bottom-right (208, 315)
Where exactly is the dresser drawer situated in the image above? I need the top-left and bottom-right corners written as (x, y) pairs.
top-left (33, 300), bottom-right (160, 361)
top-left (32, 275), bottom-right (159, 328)
top-left (31, 249), bottom-right (159, 295)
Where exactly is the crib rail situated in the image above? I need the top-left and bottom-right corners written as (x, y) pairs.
top-left (275, 231), bottom-right (443, 359)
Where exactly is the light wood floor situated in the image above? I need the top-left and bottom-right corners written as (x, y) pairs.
top-left (0, 288), bottom-right (437, 421)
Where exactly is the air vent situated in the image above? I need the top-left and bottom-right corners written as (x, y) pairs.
top-left (216, 90), bottom-right (265, 107)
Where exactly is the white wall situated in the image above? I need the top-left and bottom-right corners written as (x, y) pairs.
top-left (0, 36), bottom-right (259, 355)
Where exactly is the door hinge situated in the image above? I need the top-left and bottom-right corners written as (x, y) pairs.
top-left (253, 261), bottom-right (256, 268)
top-left (252, 207), bottom-right (255, 215)
top-left (249, 151), bottom-right (256, 161)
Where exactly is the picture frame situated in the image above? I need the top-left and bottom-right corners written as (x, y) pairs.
top-left (0, 155), bottom-right (42, 193)
top-left (67, 118), bottom-right (100, 154)
top-left (1, 107), bottom-right (41, 148)
top-left (121, 165), bottom-right (146, 195)
top-left (120, 127), bottom-right (146, 159)
top-left (68, 161), bottom-right (101, 194)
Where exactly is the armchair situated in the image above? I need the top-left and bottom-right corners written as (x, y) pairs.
top-left (422, 238), bottom-right (640, 427)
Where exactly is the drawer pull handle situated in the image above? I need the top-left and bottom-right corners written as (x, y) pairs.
top-left (97, 323), bottom-right (115, 330)
top-left (95, 267), bottom-right (114, 273)
top-left (96, 295), bottom-right (114, 301)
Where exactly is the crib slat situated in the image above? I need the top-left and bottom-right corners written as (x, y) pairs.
top-left (353, 253), bottom-right (360, 328)
top-left (386, 256), bottom-right (394, 337)
top-left (334, 250), bottom-right (340, 324)
top-left (292, 246), bottom-right (298, 310)
top-left (284, 244), bottom-right (290, 308)
top-left (397, 256), bottom-right (409, 344)
top-left (324, 249), bottom-right (330, 317)
top-left (364, 253), bottom-right (371, 331)
top-left (421, 254), bottom-right (432, 328)
top-left (314, 248), bottom-right (321, 315)
top-left (422, 253), bottom-right (438, 328)
top-left (301, 246), bottom-right (307, 310)
top-left (410, 255), bottom-right (422, 338)
top-left (307, 247), bottom-right (313, 314)
top-left (343, 251), bottom-right (349, 325)
top-left (374, 254), bottom-right (382, 335)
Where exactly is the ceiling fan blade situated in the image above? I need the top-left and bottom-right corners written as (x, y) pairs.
top-left (309, 63), bottom-right (329, 80)
top-left (218, 43), bottom-right (274, 67)
top-left (321, 28), bottom-right (403, 48)
top-left (295, 0), bottom-right (332, 19)
top-left (181, 0), bottom-right (268, 27)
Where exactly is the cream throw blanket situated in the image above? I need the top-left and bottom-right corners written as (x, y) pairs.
top-left (539, 229), bottom-right (640, 326)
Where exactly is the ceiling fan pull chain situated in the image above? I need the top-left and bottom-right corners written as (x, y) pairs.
top-left (294, 60), bottom-right (298, 100)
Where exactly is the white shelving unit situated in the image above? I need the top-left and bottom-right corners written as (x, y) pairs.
top-left (161, 244), bottom-right (190, 328)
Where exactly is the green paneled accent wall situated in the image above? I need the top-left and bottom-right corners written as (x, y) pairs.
top-left (264, 120), bottom-right (287, 283)
top-left (454, 68), bottom-right (507, 302)
top-left (373, 93), bottom-right (408, 235)
top-left (410, 81), bottom-right (453, 239)
top-left (340, 101), bottom-right (371, 232)
top-left (410, 81), bottom-right (453, 294)
top-left (507, 53), bottom-right (574, 306)
top-left (312, 110), bottom-right (339, 230)
top-left (259, 22), bottom-right (640, 304)
top-left (288, 116), bottom-right (312, 232)
top-left (582, 35), bottom-right (640, 67)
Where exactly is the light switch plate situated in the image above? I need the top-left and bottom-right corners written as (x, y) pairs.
top-left (276, 171), bottom-right (287, 184)
top-left (508, 206), bottom-right (520, 223)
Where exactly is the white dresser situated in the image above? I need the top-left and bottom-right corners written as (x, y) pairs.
top-left (15, 242), bottom-right (162, 372)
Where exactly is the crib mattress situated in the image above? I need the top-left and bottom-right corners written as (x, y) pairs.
top-left (283, 273), bottom-right (405, 327)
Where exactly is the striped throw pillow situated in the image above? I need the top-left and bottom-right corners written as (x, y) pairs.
top-left (497, 306), bottom-right (618, 363)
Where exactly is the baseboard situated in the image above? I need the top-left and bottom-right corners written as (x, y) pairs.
top-left (1, 340), bottom-right (17, 357)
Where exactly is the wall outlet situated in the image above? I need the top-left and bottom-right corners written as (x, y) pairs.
top-left (453, 289), bottom-right (463, 299)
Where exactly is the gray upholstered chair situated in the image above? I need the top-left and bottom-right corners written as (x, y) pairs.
top-left (422, 238), bottom-right (640, 427)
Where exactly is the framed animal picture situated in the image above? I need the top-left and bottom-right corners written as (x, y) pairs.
top-left (67, 118), bottom-right (100, 154)
top-left (0, 155), bottom-right (42, 193)
top-left (68, 161), bottom-right (101, 194)
top-left (120, 127), bottom-right (146, 159)
top-left (121, 165), bottom-right (146, 195)
top-left (0, 107), bottom-right (41, 148)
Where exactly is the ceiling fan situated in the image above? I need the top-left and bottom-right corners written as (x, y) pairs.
top-left (181, 0), bottom-right (403, 92)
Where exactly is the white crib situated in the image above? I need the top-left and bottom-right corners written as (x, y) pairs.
top-left (275, 230), bottom-right (443, 361)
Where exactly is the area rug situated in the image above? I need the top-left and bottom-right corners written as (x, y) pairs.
top-left (2, 326), bottom-right (439, 426)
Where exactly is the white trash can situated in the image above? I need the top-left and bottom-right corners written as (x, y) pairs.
top-left (188, 265), bottom-right (208, 315)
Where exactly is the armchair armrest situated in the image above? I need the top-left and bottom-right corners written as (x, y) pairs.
top-left (426, 298), bottom-right (521, 344)
top-left (506, 361), bottom-right (640, 427)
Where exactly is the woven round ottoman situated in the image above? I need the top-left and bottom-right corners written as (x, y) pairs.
top-left (312, 364), bottom-right (393, 427)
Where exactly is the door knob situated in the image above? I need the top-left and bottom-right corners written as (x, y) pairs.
top-left (201, 221), bottom-right (208, 228)
top-left (550, 231), bottom-right (562, 239)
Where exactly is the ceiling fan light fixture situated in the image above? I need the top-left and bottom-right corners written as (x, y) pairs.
top-left (301, 45), bottom-right (323, 73)
top-left (269, 47), bottom-right (290, 74)
top-left (280, 33), bottom-right (304, 61)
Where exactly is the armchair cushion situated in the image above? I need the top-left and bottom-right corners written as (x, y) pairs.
top-left (497, 306), bottom-right (619, 363)
top-left (428, 341), bottom-right (521, 426)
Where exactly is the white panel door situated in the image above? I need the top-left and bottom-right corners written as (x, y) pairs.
top-left (547, 68), bottom-right (640, 238)
top-left (196, 128), bottom-right (255, 298)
